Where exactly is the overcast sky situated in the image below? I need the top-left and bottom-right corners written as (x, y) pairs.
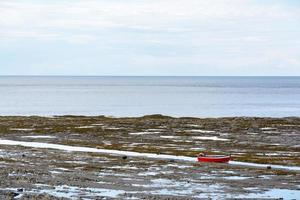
top-left (0, 0), bottom-right (300, 76)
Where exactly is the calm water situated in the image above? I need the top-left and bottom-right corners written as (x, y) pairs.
top-left (0, 76), bottom-right (299, 117)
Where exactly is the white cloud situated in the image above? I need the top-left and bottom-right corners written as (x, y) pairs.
top-left (0, 0), bottom-right (298, 34)
top-left (0, 0), bottom-right (300, 75)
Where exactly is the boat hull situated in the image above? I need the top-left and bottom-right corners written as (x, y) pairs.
top-left (197, 156), bottom-right (231, 163)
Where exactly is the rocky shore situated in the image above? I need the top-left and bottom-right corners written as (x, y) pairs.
top-left (0, 115), bottom-right (299, 199)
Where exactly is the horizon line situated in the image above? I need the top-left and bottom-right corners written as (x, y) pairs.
top-left (0, 75), bottom-right (300, 77)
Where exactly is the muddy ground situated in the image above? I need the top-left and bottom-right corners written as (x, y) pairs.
top-left (0, 115), bottom-right (299, 199)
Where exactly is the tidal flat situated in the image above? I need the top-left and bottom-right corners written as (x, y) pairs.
top-left (0, 115), bottom-right (299, 199)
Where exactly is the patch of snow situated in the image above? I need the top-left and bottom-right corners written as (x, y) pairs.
top-left (138, 171), bottom-right (160, 176)
top-left (10, 128), bottom-right (34, 131)
top-left (190, 147), bottom-right (205, 151)
top-left (129, 132), bottom-right (160, 135)
top-left (260, 127), bottom-right (277, 131)
top-left (192, 136), bottom-right (229, 141)
top-left (54, 168), bottom-right (71, 171)
top-left (105, 127), bottom-right (123, 130)
top-left (188, 129), bottom-right (215, 133)
top-left (49, 171), bottom-right (62, 174)
top-left (223, 176), bottom-right (250, 180)
top-left (22, 135), bottom-right (56, 139)
top-left (76, 126), bottom-right (95, 129)
top-left (281, 124), bottom-right (300, 127)
top-left (91, 123), bottom-right (103, 126)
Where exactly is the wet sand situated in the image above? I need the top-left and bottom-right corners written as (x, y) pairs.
top-left (0, 115), bottom-right (299, 199)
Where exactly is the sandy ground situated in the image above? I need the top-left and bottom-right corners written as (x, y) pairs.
top-left (0, 115), bottom-right (299, 199)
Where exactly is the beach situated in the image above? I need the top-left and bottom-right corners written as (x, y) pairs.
top-left (2, 0), bottom-right (300, 198)
top-left (0, 115), bottom-right (299, 199)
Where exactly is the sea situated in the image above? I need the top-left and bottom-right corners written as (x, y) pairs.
top-left (0, 76), bottom-right (299, 117)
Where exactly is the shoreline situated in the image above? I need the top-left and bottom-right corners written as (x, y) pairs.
top-left (1, 115), bottom-right (300, 165)
top-left (0, 115), bottom-right (299, 199)
top-left (1, 114), bottom-right (300, 119)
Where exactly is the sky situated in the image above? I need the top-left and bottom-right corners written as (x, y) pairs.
top-left (0, 0), bottom-right (300, 76)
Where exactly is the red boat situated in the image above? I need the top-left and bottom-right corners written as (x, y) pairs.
top-left (197, 155), bottom-right (231, 163)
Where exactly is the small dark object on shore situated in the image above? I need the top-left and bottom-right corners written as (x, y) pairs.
top-left (17, 188), bottom-right (24, 192)
top-left (122, 156), bottom-right (127, 160)
top-left (169, 159), bottom-right (175, 162)
top-left (12, 192), bottom-right (19, 197)
top-left (22, 154), bottom-right (26, 158)
top-left (267, 166), bottom-right (272, 170)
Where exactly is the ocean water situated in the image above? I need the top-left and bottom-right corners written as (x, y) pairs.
top-left (0, 76), bottom-right (299, 117)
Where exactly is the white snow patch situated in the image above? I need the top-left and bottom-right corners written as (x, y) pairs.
top-left (105, 127), bottom-right (123, 130)
top-left (186, 124), bottom-right (201, 127)
top-left (76, 126), bottom-right (95, 129)
top-left (223, 176), bottom-right (250, 180)
top-left (192, 136), bottom-right (229, 141)
top-left (91, 123), bottom-right (104, 126)
top-left (10, 128), bottom-right (34, 131)
top-left (129, 132), bottom-right (160, 135)
top-left (190, 147), bottom-right (205, 151)
top-left (54, 168), bottom-right (71, 171)
top-left (281, 124), bottom-right (300, 127)
top-left (188, 129), bottom-right (215, 133)
top-left (22, 135), bottom-right (56, 139)
top-left (260, 127), bottom-right (277, 131)
top-left (138, 171), bottom-right (160, 176)
top-left (49, 171), bottom-right (62, 174)
top-left (160, 136), bottom-right (180, 139)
